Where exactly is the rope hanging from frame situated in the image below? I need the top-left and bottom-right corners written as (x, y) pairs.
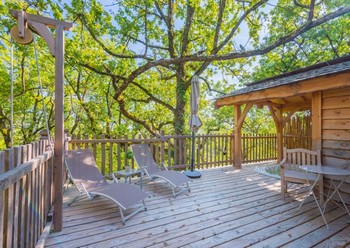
top-left (9, 30), bottom-right (52, 146)
top-left (33, 35), bottom-right (52, 144)
top-left (10, 38), bottom-right (14, 147)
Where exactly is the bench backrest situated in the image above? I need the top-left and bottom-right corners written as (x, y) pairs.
top-left (283, 147), bottom-right (321, 170)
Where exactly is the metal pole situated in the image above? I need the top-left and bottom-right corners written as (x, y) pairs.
top-left (184, 132), bottom-right (201, 178)
top-left (191, 131), bottom-right (195, 171)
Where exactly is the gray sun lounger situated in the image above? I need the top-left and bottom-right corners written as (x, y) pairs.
top-left (131, 144), bottom-right (191, 197)
top-left (65, 149), bottom-right (148, 224)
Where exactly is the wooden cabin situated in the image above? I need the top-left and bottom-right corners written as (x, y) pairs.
top-left (215, 55), bottom-right (350, 198)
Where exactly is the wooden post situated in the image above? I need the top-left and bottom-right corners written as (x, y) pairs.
top-left (234, 105), bottom-right (242, 169)
top-left (268, 106), bottom-right (297, 163)
top-left (53, 24), bottom-right (64, 232)
top-left (276, 108), bottom-right (283, 163)
top-left (312, 91), bottom-right (324, 204)
top-left (312, 91), bottom-right (322, 151)
top-left (269, 106), bottom-right (282, 163)
top-left (233, 103), bottom-right (253, 169)
top-left (10, 9), bottom-right (73, 233)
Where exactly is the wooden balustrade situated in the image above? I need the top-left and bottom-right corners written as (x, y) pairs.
top-left (242, 133), bottom-right (277, 163)
top-left (68, 134), bottom-right (231, 174)
top-left (0, 130), bottom-right (309, 247)
top-left (0, 140), bottom-right (54, 248)
top-left (68, 133), bottom-right (280, 174)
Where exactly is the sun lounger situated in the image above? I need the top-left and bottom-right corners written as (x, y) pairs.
top-left (65, 149), bottom-right (148, 224)
top-left (131, 144), bottom-right (191, 197)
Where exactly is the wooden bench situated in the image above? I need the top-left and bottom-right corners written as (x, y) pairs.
top-left (280, 147), bottom-right (323, 201)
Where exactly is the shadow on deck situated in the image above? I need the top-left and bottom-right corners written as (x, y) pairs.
top-left (45, 164), bottom-right (350, 248)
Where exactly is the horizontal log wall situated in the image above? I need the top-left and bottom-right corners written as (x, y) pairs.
top-left (0, 140), bottom-right (54, 248)
top-left (322, 88), bottom-right (350, 190)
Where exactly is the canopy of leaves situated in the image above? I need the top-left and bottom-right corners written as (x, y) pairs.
top-left (0, 0), bottom-right (349, 149)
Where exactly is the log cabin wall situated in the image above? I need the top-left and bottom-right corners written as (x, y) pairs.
top-left (321, 87), bottom-right (350, 200)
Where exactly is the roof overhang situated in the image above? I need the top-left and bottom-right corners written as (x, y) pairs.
top-left (215, 60), bottom-right (350, 111)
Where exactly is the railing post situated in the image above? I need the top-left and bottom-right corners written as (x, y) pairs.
top-left (64, 129), bottom-right (70, 151)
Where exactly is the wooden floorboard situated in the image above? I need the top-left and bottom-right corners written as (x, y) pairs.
top-left (45, 165), bottom-right (350, 248)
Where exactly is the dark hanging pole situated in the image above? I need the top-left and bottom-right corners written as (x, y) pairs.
top-left (184, 131), bottom-right (201, 178)
top-left (191, 131), bottom-right (195, 171)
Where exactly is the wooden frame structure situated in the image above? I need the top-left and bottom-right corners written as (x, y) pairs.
top-left (10, 10), bottom-right (73, 232)
top-left (215, 56), bottom-right (350, 170)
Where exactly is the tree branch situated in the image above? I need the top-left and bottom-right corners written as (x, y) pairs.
top-left (117, 97), bottom-right (157, 136)
top-left (131, 81), bottom-right (176, 112)
top-left (78, 13), bottom-right (153, 60)
top-left (128, 5), bottom-right (350, 81)
top-left (181, 2), bottom-right (194, 56)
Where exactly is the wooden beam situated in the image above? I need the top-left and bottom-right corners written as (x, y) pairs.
top-left (215, 72), bottom-right (350, 108)
top-left (270, 98), bottom-right (287, 105)
top-left (10, 9), bottom-right (73, 30)
top-left (53, 24), bottom-right (64, 232)
top-left (236, 103), bottom-right (253, 129)
top-left (281, 102), bottom-right (311, 112)
top-left (28, 21), bottom-right (55, 56)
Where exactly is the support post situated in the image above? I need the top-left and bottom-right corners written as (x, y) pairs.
top-left (312, 91), bottom-right (324, 204)
top-left (53, 24), bottom-right (64, 232)
top-left (234, 105), bottom-right (242, 169)
top-left (276, 109), bottom-right (283, 163)
top-left (9, 9), bottom-right (73, 233)
top-left (233, 103), bottom-right (253, 169)
top-left (269, 106), bottom-right (284, 163)
top-left (312, 91), bottom-right (322, 151)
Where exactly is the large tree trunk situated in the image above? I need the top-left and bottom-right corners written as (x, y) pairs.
top-left (173, 66), bottom-right (188, 165)
top-left (174, 66), bottom-right (186, 135)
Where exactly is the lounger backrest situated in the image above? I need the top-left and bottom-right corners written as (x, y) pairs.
top-left (131, 144), bottom-right (160, 175)
top-left (65, 149), bottom-right (106, 192)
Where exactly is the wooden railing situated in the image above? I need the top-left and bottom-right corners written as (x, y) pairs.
top-left (242, 133), bottom-right (277, 163)
top-left (0, 140), bottom-right (54, 248)
top-left (0, 130), bottom-right (308, 247)
top-left (68, 134), bottom-right (234, 174)
top-left (68, 133), bottom-right (279, 175)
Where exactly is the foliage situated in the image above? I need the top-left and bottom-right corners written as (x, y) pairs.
top-left (0, 0), bottom-right (349, 149)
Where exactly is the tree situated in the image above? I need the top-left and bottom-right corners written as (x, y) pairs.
top-left (251, 0), bottom-right (350, 80)
top-left (64, 0), bottom-right (350, 135)
top-left (0, 0), bottom-right (349, 149)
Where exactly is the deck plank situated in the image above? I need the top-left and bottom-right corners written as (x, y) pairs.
top-left (45, 165), bottom-right (350, 248)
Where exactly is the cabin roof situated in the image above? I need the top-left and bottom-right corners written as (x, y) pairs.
top-left (216, 55), bottom-right (350, 103)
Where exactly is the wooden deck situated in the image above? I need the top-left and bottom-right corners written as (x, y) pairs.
top-left (45, 165), bottom-right (350, 248)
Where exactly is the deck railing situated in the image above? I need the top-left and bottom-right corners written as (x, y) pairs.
top-left (0, 140), bottom-right (54, 248)
top-left (242, 133), bottom-right (277, 163)
top-left (68, 133), bottom-right (278, 175)
top-left (0, 131), bottom-right (307, 247)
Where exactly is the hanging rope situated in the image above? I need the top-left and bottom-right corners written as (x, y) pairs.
top-left (33, 36), bottom-right (52, 144)
top-left (10, 38), bottom-right (14, 147)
